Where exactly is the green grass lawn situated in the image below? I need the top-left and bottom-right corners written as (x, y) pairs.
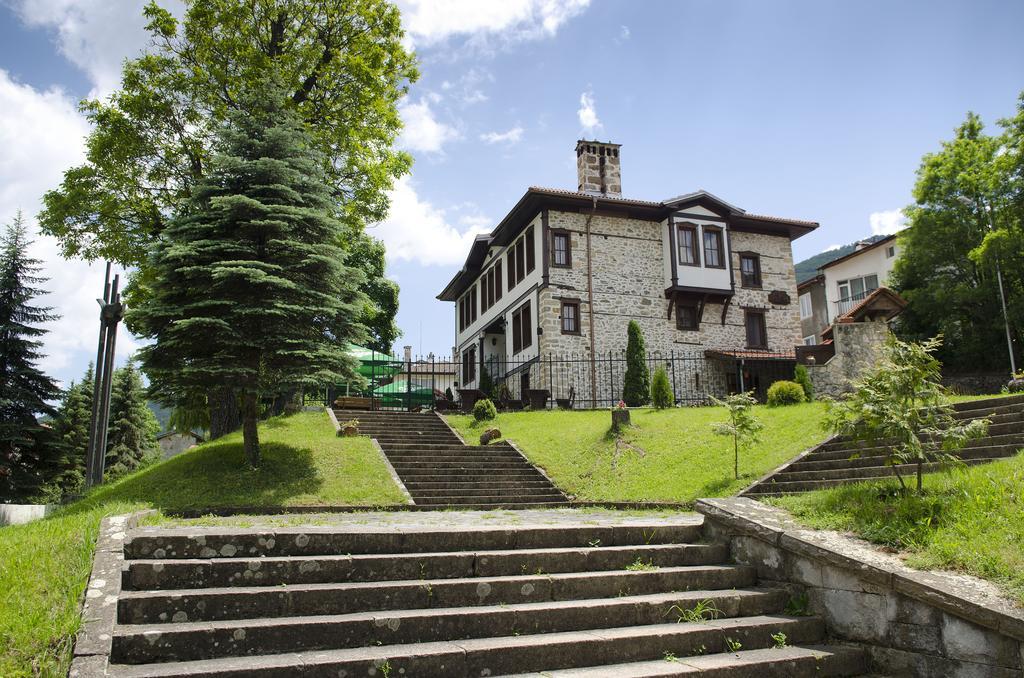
top-left (447, 402), bottom-right (830, 503)
top-left (0, 410), bottom-right (404, 678)
top-left (771, 453), bottom-right (1024, 605)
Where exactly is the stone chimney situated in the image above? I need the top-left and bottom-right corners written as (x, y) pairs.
top-left (576, 140), bottom-right (622, 198)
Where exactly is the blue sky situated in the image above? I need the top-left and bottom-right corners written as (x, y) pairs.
top-left (1, 0), bottom-right (1023, 383)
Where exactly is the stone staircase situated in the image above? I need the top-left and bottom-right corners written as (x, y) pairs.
top-left (744, 394), bottom-right (1024, 497)
top-left (99, 516), bottom-right (868, 676)
top-left (338, 409), bottom-right (568, 508)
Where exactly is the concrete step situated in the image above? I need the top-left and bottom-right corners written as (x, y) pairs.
top-left (408, 487), bottom-right (566, 498)
top-left (768, 456), bottom-right (1002, 483)
top-left (816, 430), bottom-right (1024, 457)
top-left (111, 590), bottom-right (792, 664)
top-left (124, 542), bottom-right (728, 590)
top-left (385, 471), bottom-right (544, 481)
top-left (118, 565), bottom-right (758, 624)
top-left (951, 394), bottom-right (1024, 412)
top-left (500, 644), bottom-right (867, 677)
top-left (390, 462), bottom-right (533, 471)
top-left (404, 480), bottom-right (557, 491)
top-left (789, 441), bottom-right (1023, 471)
top-left (125, 523), bottom-right (703, 560)
top-left (108, 616), bottom-right (827, 677)
top-left (826, 413), bottom-right (1022, 450)
top-left (371, 434), bottom-right (462, 443)
top-left (386, 454), bottom-right (523, 464)
top-left (413, 493), bottom-right (568, 505)
top-left (745, 473), bottom-right (928, 495)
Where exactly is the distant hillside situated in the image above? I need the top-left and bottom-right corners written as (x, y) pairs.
top-left (795, 235), bottom-right (887, 283)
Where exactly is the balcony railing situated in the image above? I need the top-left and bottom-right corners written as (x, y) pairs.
top-left (834, 289), bottom-right (874, 316)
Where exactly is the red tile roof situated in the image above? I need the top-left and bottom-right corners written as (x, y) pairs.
top-left (705, 349), bottom-right (797, 361)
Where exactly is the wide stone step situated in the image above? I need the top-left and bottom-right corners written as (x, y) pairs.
top-left (413, 493), bottom-right (568, 505)
top-left (385, 449), bottom-right (520, 459)
top-left (951, 394), bottom-right (1024, 412)
top-left (789, 441), bottom-right (1023, 471)
top-left (111, 589), bottom-right (790, 663)
top-left (108, 616), bottom-right (825, 677)
top-left (124, 542), bottom-right (726, 590)
top-left (118, 565), bottom-right (758, 624)
top-left (390, 462), bottom-right (532, 472)
top-left (501, 644), bottom-right (867, 677)
top-left (745, 474), bottom-right (916, 495)
top-left (389, 456), bottom-right (526, 466)
top-left (403, 480), bottom-right (556, 491)
top-left (811, 430), bottom-right (1019, 456)
top-left (824, 411), bottom-right (1022, 448)
top-left (387, 471), bottom-right (544, 481)
top-left (371, 433), bottom-right (462, 442)
top-left (409, 486), bottom-right (565, 498)
top-left (125, 523), bottom-right (703, 560)
top-left (769, 456), bottom-right (1001, 483)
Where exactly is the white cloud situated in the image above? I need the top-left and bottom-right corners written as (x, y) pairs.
top-left (616, 25), bottom-right (630, 43)
top-left (577, 89), bottom-right (601, 133)
top-left (397, 97), bottom-right (460, 153)
top-left (0, 71), bottom-right (137, 383)
top-left (370, 176), bottom-right (490, 266)
top-left (398, 0), bottom-right (590, 48)
top-left (824, 244), bottom-right (841, 252)
top-left (10, 0), bottom-right (170, 97)
top-left (479, 126), bottom-right (524, 145)
top-left (869, 209), bottom-right (907, 236)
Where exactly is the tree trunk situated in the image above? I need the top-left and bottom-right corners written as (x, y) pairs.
top-left (208, 388), bottom-right (241, 440)
top-left (241, 392), bottom-right (260, 468)
top-left (734, 437), bottom-right (739, 480)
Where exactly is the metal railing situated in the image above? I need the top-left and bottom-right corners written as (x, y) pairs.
top-left (834, 289), bottom-right (874, 316)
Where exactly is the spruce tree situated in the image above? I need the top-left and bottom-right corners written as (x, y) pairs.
top-left (130, 83), bottom-right (364, 467)
top-left (622, 320), bottom-right (650, 407)
top-left (105, 363), bottom-right (159, 479)
top-left (51, 364), bottom-right (94, 495)
top-left (0, 212), bottom-right (63, 501)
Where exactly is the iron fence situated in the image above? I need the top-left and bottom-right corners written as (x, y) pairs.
top-left (304, 349), bottom-right (744, 412)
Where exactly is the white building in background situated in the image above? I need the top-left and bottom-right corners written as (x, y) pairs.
top-left (819, 234), bottom-right (900, 324)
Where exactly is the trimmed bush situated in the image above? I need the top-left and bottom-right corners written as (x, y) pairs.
top-left (767, 380), bottom-right (806, 407)
top-left (794, 363), bottom-right (814, 401)
top-left (650, 367), bottom-right (673, 409)
top-left (622, 320), bottom-right (650, 406)
top-left (472, 398), bottom-right (497, 422)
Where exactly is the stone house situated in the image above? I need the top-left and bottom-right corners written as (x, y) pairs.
top-left (437, 140), bottom-right (818, 405)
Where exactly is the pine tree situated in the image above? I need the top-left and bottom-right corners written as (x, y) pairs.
top-left (622, 320), bottom-right (650, 407)
top-left (0, 212), bottom-right (63, 501)
top-left (104, 363), bottom-right (159, 479)
top-left (130, 83), bottom-right (364, 467)
top-left (651, 366), bottom-right (673, 409)
top-left (51, 364), bottom-right (94, 496)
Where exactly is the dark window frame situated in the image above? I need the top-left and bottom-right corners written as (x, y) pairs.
top-left (676, 303), bottom-right (699, 331)
top-left (515, 238), bottom-right (526, 285)
top-left (461, 347), bottom-right (476, 383)
top-left (676, 223), bottom-right (700, 267)
top-left (525, 226), bottom-right (536, 274)
top-left (739, 253), bottom-right (762, 288)
top-left (560, 300), bottom-right (581, 335)
top-left (511, 301), bottom-right (533, 355)
top-left (551, 229), bottom-right (572, 268)
top-left (494, 261), bottom-right (503, 302)
top-left (744, 310), bottom-right (768, 349)
top-left (702, 226), bottom-right (725, 269)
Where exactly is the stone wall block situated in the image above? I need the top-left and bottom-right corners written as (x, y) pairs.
top-left (819, 588), bottom-right (889, 642)
top-left (941, 613), bottom-right (1022, 669)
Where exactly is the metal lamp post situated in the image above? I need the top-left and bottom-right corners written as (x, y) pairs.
top-left (959, 195), bottom-right (1017, 377)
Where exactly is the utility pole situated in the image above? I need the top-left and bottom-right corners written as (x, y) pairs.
top-left (85, 264), bottom-right (125, 487)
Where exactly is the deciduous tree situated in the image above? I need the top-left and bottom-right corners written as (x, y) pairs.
top-left (711, 392), bottom-right (763, 480)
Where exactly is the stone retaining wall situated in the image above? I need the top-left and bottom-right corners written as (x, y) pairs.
top-left (696, 497), bottom-right (1024, 677)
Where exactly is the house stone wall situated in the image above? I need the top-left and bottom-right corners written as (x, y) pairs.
top-left (533, 210), bottom-right (803, 404)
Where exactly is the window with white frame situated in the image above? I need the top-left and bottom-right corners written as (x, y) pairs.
top-left (799, 293), bottom-right (813, 319)
top-left (837, 274), bottom-right (879, 302)
top-left (803, 335), bottom-right (817, 346)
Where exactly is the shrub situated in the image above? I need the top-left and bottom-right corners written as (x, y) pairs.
top-left (794, 363), bottom-right (814, 401)
top-left (651, 367), bottom-right (673, 409)
top-left (767, 380), bottom-right (806, 406)
top-left (472, 398), bottom-right (497, 422)
top-left (622, 320), bottom-right (650, 406)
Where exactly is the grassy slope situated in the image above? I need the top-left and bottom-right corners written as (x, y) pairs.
top-left (447, 402), bottom-right (829, 502)
top-left (772, 453), bottom-right (1024, 605)
top-left (0, 410), bottom-right (403, 678)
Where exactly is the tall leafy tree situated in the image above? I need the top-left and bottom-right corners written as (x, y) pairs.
top-left (105, 363), bottom-right (160, 479)
top-left (51, 365), bottom-right (95, 495)
top-left (892, 100), bottom-right (1023, 372)
top-left (130, 85), bottom-right (364, 467)
top-left (622, 320), bottom-right (650, 407)
top-left (0, 213), bottom-right (63, 501)
top-left (39, 0), bottom-right (415, 434)
top-left (348, 232), bottom-right (400, 354)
